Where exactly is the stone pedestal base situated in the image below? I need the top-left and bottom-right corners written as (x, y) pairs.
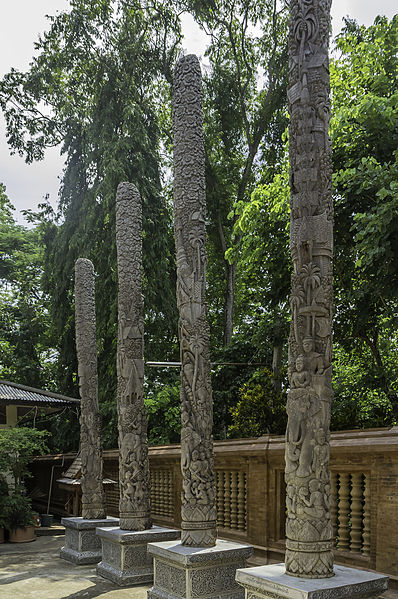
top-left (236, 563), bottom-right (389, 599)
top-left (147, 539), bottom-right (253, 599)
top-left (96, 526), bottom-right (180, 586)
top-left (60, 516), bottom-right (119, 565)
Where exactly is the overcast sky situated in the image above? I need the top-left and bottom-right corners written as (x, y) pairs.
top-left (1, 1), bottom-right (396, 225)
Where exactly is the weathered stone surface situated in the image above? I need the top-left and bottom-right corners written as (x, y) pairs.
top-left (75, 258), bottom-right (106, 519)
top-left (236, 563), bottom-right (389, 599)
top-left (96, 526), bottom-right (180, 586)
top-left (147, 539), bottom-right (253, 599)
top-left (115, 182), bottom-right (151, 531)
top-left (286, 0), bottom-right (334, 578)
top-left (60, 516), bottom-right (118, 565)
top-left (173, 54), bottom-right (216, 548)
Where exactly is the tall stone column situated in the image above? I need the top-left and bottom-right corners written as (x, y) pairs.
top-left (147, 55), bottom-right (253, 599)
top-left (75, 257), bottom-right (106, 519)
top-left (60, 259), bottom-right (118, 566)
top-left (96, 183), bottom-right (179, 586)
top-left (284, 0), bottom-right (334, 578)
top-left (236, 0), bottom-right (389, 594)
top-left (173, 54), bottom-right (217, 548)
top-left (115, 181), bottom-right (151, 532)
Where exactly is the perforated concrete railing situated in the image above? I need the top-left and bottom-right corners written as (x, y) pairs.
top-left (330, 470), bottom-right (371, 555)
top-left (150, 469), bottom-right (174, 519)
top-left (216, 470), bottom-right (247, 533)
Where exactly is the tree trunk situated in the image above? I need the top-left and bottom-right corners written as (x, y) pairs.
top-left (272, 343), bottom-right (283, 392)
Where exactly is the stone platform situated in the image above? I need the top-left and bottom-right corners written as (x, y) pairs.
top-left (236, 563), bottom-right (389, 599)
top-left (96, 525), bottom-right (180, 586)
top-left (147, 539), bottom-right (253, 599)
top-left (60, 516), bottom-right (119, 565)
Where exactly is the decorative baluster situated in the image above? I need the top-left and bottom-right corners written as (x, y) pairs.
top-left (362, 473), bottom-right (371, 555)
top-left (337, 472), bottom-right (350, 550)
top-left (216, 471), bottom-right (223, 527)
top-left (224, 471), bottom-right (231, 528)
top-left (166, 471), bottom-right (172, 518)
top-left (154, 471), bottom-right (160, 516)
top-left (350, 472), bottom-right (363, 552)
top-left (237, 471), bottom-right (246, 532)
top-left (330, 471), bottom-right (338, 545)
top-left (162, 470), bottom-right (167, 516)
top-left (230, 471), bottom-right (238, 530)
top-left (160, 470), bottom-right (166, 516)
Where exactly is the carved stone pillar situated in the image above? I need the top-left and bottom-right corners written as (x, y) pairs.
top-left (236, 0), bottom-right (389, 594)
top-left (75, 258), bottom-right (106, 519)
top-left (96, 183), bottom-right (179, 585)
top-left (285, 0), bottom-right (334, 578)
top-left (173, 54), bottom-right (217, 548)
top-left (115, 181), bottom-right (151, 532)
top-left (148, 55), bottom-right (253, 599)
top-left (60, 259), bottom-right (118, 566)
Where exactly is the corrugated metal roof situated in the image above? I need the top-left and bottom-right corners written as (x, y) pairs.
top-left (0, 379), bottom-right (80, 406)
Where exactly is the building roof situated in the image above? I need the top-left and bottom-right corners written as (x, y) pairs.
top-left (0, 379), bottom-right (80, 407)
top-left (57, 455), bottom-right (116, 487)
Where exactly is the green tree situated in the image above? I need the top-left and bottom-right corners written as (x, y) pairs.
top-left (0, 184), bottom-right (54, 387)
top-left (0, 427), bottom-right (49, 492)
top-left (1, 1), bottom-right (182, 448)
top-left (183, 0), bottom-right (289, 346)
top-left (331, 16), bottom-right (398, 415)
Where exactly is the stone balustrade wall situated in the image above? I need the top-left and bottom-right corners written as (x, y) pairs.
top-left (30, 426), bottom-right (398, 580)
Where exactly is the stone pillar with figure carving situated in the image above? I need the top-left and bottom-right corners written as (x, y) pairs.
top-left (75, 257), bottom-right (106, 519)
top-left (236, 1), bottom-right (389, 594)
top-left (96, 183), bottom-right (179, 586)
top-left (173, 54), bottom-right (217, 548)
top-left (284, 0), bottom-right (334, 578)
top-left (115, 181), bottom-right (151, 532)
top-left (147, 54), bottom-right (253, 599)
top-left (60, 259), bottom-right (118, 566)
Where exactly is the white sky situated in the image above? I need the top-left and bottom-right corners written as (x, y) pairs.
top-left (0, 1), bottom-right (396, 225)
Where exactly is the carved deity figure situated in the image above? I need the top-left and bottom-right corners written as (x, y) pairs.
top-left (173, 54), bottom-right (217, 547)
top-left (285, 0), bottom-right (334, 579)
top-left (75, 258), bottom-right (106, 519)
top-left (115, 182), bottom-right (151, 531)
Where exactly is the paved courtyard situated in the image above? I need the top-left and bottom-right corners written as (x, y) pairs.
top-left (0, 533), bottom-right (397, 599)
top-left (0, 535), bottom-right (150, 599)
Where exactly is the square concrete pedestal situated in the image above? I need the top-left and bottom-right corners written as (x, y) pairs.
top-left (96, 525), bottom-right (180, 586)
top-left (235, 563), bottom-right (389, 599)
top-left (147, 539), bottom-right (253, 599)
top-left (60, 516), bottom-right (119, 565)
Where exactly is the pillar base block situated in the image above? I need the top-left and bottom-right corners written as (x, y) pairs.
top-left (96, 526), bottom-right (180, 587)
top-left (60, 516), bottom-right (119, 565)
top-left (236, 563), bottom-right (389, 599)
top-left (147, 539), bottom-right (253, 599)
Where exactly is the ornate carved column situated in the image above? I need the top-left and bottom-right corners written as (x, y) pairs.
top-left (173, 54), bottom-right (217, 547)
top-left (75, 257), bottom-right (106, 519)
top-left (115, 181), bottom-right (151, 531)
top-left (285, 0), bottom-right (334, 577)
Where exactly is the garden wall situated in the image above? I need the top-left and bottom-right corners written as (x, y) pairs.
top-left (30, 426), bottom-right (398, 580)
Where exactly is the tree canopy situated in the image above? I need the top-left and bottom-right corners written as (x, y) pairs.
top-left (0, 6), bottom-right (396, 448)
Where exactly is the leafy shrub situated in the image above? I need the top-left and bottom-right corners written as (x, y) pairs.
top-left (229, 368), bottom-right (287, 438)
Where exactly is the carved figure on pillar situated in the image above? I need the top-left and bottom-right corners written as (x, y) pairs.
top-left (115, 182), bottom-right (151, 531)
top-left (75, 258), bottom-right (106, 519)
top-left (285, 0), bottom-right (334, 578)
top-left (173, 54), bottom-right (217, 547)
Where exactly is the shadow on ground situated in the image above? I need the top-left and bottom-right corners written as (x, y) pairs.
top-left (0, 535), bottom-right (150, 599)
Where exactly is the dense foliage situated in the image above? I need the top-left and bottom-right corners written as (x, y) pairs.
top-left (0, 6), bottom-right (396, 449)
